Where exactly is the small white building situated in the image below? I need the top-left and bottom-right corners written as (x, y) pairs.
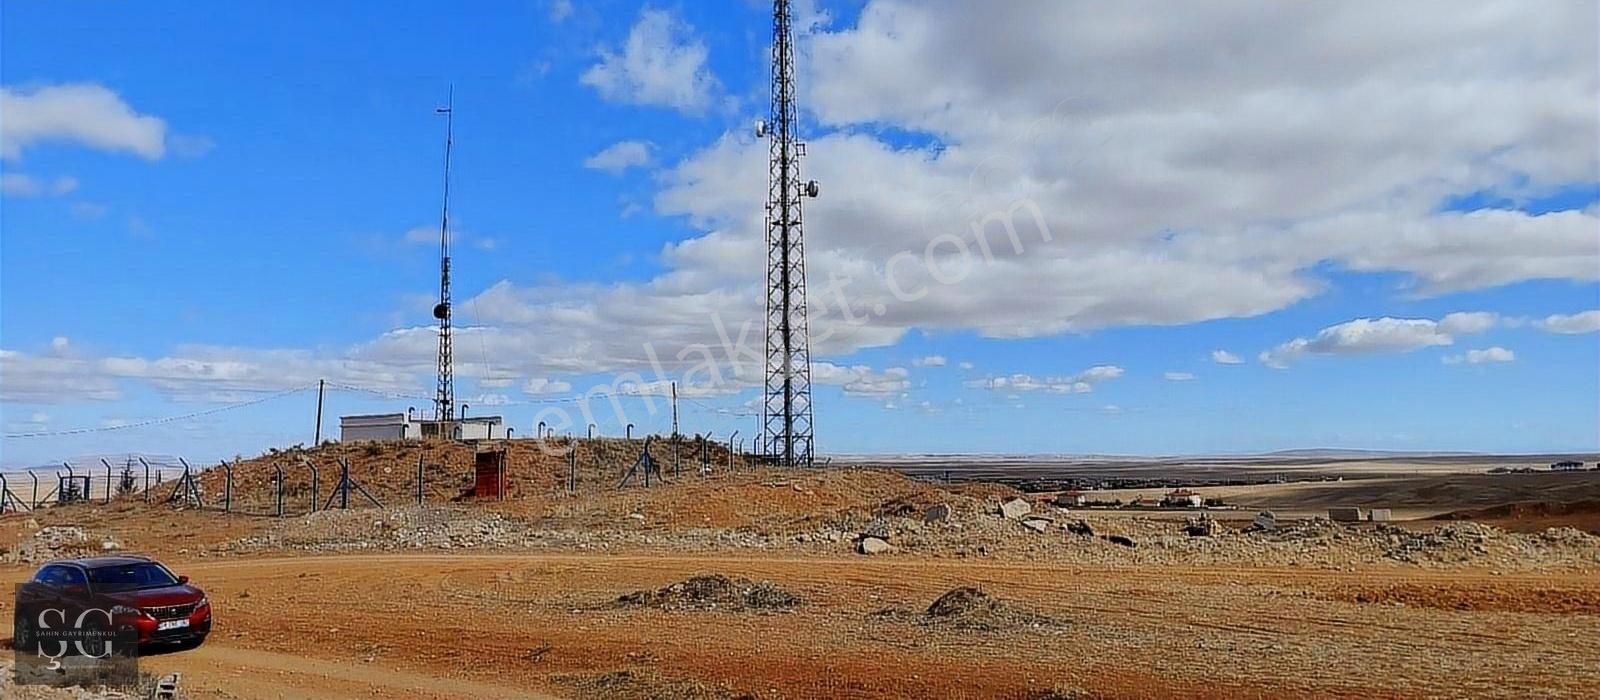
top-left (339, 413), bottom-right (507, 442)
top-left (1162, 489), bottom-right (1204, 508)
top-left (339, 413), bottom-right (418, 442)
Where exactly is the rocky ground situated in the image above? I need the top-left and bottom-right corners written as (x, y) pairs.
top-left (145, 496), bottom-right (1600, 573)
top-left (2, 456), bottom-right (1599, 699)
top-left (0, 659), bottom-right (175, 700)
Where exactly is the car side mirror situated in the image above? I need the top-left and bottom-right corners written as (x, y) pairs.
top-left (177, 575), bottom-right (189, 584)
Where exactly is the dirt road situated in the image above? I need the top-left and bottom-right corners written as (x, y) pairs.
top-left (9, 552), bottom-right (1593, 699)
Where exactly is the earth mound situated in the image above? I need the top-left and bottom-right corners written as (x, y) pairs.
top-left (924, 586), bottom-right (1055, 631)
top-left (616, 574), bottom-right (800, 611)
top-left (1432, 500), bottom-right (1600, 534)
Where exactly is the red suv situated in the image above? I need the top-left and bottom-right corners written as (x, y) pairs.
top-left (13, 555), bottom-right (212, 650)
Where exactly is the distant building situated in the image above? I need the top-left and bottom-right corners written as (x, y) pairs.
top-left (1055, 490), bottom-right (1088, 507)
top-left (339, 413), bottom-right (507, 442)
top-left (1162, 489), bottom-right (1203, 508)
top-left (1551, 460), bottom-right (1583, 472)
top-left (1328, 506), bottom-right (1364, 522)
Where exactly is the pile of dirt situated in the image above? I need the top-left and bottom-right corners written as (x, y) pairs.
top-left (559, 669), bottom-right (737, 700)
top-left (190, 437), bottom-right (741, 515)
top-left (1432, 500), bottom-right (1600, 534)
top-left (616, 574), bottom-right (801, 611)
top-left (923, 586), bottom-right (1055, 631)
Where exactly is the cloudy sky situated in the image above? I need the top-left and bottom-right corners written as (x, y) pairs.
top-left (2, 0), bottom-right (1596, 465)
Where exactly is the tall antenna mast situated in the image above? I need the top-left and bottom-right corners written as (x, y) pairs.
top-left (759, 0), bottom-right (818, 467)
top-left (432, 88), bottom-right (456, 424)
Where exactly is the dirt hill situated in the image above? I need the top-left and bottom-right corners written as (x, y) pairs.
top-left (188, 437), bottom-right (745, 515)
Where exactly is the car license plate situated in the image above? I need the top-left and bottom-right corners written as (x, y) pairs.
top-left (156, 619), bottom-right (189, 631)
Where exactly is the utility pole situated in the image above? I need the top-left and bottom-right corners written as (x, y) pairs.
top-left (313, 378), bottom-right (325, 445)
top-left (759, 0), bottom-right (818, 468)
top-left (671, 381), bottom-right (680, 477)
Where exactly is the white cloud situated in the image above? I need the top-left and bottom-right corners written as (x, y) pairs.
top-left (1536, 310), bottom-right (1600, 334)
top-left (958, 361), bottom-right (975, 370)
top-left (1443, 346), bottom-right (1515, 365)
top-left (965, 364), bottom-right (1124, 394)
top-left (1, 83), bottom-right (166, 160)
top-left (548, 0), bottom-right (573, 23)
top-left (0, 342), bottom-right (422, 404)
top-left (1, 173), bottom-right (77, 197)
top-left (580, 9), bottom-right (720, 113)
top-left (71, 202), bottom-right (109, 220)
top-left (1438, 311), bottom-right (1501, 335)
top-left (812, 362), bottom-right (911, 396)
top-left (10, 2), bottom-right (1599, 422)
top-left (911, 355), bottom-right (946, 367)
top-left (402, 225), bottom-right (495, 251)
top-left (1260, 313), bottom-right (1496, 368)
top-left (523, 377), bottom-right (574, 395)
top-left (402, 226), bottom-right (437, 245)
top-left (169, 134), bottom-right (216, 158)
top-left (583, 140), bottom-right (653, 174)
top-left (463, 393), bottom-right (511, 407)
top-left (1164, 371), bottom-right (1196, 381)
top-left (1211, 350), bottom-right (1244, 365)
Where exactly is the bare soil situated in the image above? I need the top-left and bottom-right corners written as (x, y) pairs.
top-left (1, 443), bottom-right (1597, 698)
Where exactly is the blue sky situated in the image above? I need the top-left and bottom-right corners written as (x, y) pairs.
top-left (2, 1), bottom-right (1597, 466)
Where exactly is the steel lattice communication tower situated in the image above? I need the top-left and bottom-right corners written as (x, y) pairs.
top-left (432, 91), bottom-right (456, 423)
top-left (759, 0), bottom-right (819, 467)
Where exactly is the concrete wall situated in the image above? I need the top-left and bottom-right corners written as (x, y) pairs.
top-left (341, 424), bottom-right (406, 442)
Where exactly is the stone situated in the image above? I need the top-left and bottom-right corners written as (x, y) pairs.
top-left (1102, 534), bottom-right (1137, 548)
top-left (857, 537), bottom-right (893, 555)
top-left (100, 540), bottom-right (120, 551)
top-left (1020, 518), bottom-right (1050, 533)
top-left (1066, 520), bottom-right (1095, 537)
top-left (1367, 508), bottom-right (1393, 522)
top-left (922, 504), bottom-right (951, 523)
top-left (1183, 515), bottom-right (1216, 537)
top-left (1252, 511), bottom-right (1277, 532)
top-left (861, 517), bottom-right (893, 539)
top-left (998, 498), bottom-right (1032, 520)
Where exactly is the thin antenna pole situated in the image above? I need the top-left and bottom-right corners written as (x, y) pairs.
top-left (433, 88), bottom-right (456, 425)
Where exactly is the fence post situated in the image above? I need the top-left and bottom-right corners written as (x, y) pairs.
top-left (222, 461), bottom-right (234, 513)
top-left (274, 464), bottom-right (285, 517)
top-left (568, 438), bottom-right (577, 494)
top-left (62, 462), bottom-right (76, 504)
top-left (416, 454), bottom-right (424, 505)
top-left (28, 471), bottom-right (38, 509)
top-left (301, 458), bottom-right (320, 513)
top-left (102, 459), bottom-right (113, 504)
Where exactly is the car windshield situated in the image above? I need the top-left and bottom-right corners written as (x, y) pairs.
top-left (85, 563), bottom-right (179, 592)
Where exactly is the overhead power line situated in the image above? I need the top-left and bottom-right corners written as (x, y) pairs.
top-left (2, 385), bottom-right (312, 439)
